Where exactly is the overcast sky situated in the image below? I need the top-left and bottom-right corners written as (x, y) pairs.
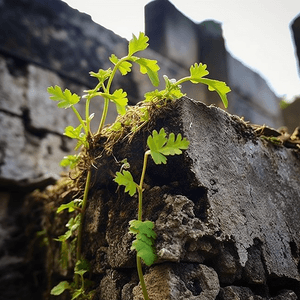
top-left (63, 0), bottom-right (300, 101)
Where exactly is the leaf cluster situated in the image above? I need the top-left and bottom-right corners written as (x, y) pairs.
top-left (129, 220), bottom-right (157, 266)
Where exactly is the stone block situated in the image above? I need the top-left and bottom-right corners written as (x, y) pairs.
top-left (0, 54), bottom-right (27, 115)
top-left (83, 97), bottom-right (300, 299)
top-left (145, 0), bottom-right (199, 68)
top-left (227, 53), bottom-right (282, 127)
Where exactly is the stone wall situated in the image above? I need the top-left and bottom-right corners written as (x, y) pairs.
top-left (35, 97), bottom-right (300, 300)
top-left (145, 0), bottom-right (284, 128)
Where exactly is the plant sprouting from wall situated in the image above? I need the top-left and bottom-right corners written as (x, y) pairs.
top-left (47, 32), bottom-right (230, 299)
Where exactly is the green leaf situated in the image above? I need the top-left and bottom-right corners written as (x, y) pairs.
top-left (147, 128), bottom-right (189, 164)
top-left (60, 154), bottom-right (80, 169)
top-left (64, 125), bottom-right (83, 139)
top-left (114, 170), bottom-right (137, 196)
top-left (89, 68), bottom-right (112, 84)
top-left (189, 63), bottom-right (209, 82)
top-left (63, 125), bottom-right (88, 150)
top-left (109, 54), bottom-right (132, 75)
top-left (128, 32), bottom-right (149, 56)
top-left (75, 259), bottom-right (90, 273)
top-left (129, 220), bottom-right (157, 266)
top-left (48, 85), bottom-right (80, 109)
top-left (163, 75), bottom-right (184, 100)
top-left (71, 289), bottom-right (84, 300)
top-left (50, 281), bottom-right (71, 295)
top-left (103, 89), bottom-right (128, 115)
top-left (134, 58), bottom-right (160, 87)
top-left (200, 78), bottom-right (231, 108)
top-left (147, 128), bottom-right (168, 164)
top-left (56, 200), bottom-right (81, 213)
top-left (160, 133), bottom-right (189, 156)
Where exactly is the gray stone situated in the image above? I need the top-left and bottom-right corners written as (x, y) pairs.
top-left (179, 98), bottom-right (300, 280)
top-left (133, 263), bottom-right (219, 300)
top-left (219, 286), bottom-right (263, 300)
top-left (0, 54), bottom-right (27, 115)
top-left (82, 97), bottom-right (300, 299)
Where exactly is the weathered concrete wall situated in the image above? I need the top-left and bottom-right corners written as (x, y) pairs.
top-left (39, 97), bottom-right (300, 300)
top-left (145, 0), bottom-right (284, 128)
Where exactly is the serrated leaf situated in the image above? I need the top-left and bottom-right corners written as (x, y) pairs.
top-left (160, 133), bottom-right (190, 156)
top-left (102, 89), bottom-right (128, 115)
top-left (129, 220), bottom-right (157, 266)
top-left (114, 170), bottom-right (137, 196)
top-left (64, 125), bottom-right (83, 139)
top-left (200, 78), bottom-right (231, 108)
top-left (109, 54), bottom-right (132, 75)
top-left (50, 281), bottom-right (71, 295)
top-left (89, 68), bottom-right (112, 84)
top-left (134, 58), bottom-right (160, 87)
top-left (128, 32), bottom-right (149, 56)
top-left (48, 85), bottom-right (80, 108)
top-left (189, 63), bottom-right (209, 82)
top-left (147, 128), bottom-right (189, 164)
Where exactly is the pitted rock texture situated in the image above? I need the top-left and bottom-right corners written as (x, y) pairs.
top-left (78, 97), bottom-right (300, 299)
top-left (25, 97), bottom-right (300, 299)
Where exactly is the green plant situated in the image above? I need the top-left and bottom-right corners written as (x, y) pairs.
top-left (47, 32), bottom-right (230, 299)
top-left (114, 128), bottom-right (189, 299)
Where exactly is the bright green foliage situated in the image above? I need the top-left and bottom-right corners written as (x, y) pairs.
top-left (189, 62), bottom-right (209, 80)
top-left (48, 85), bottom-right (80, 109)
top-left (187, 63), bottom-right (231, 108)
top-left (56, 215), bottom-right (81, 242)
top-left (201, 78), bottom-right (231, 108)
top-left (147, 128), bottom-right (190, 164)
top-left (60, 154), bottom-right (81, 169)
top-left (114, 170), bottom-right (137, 196)
top-left (101, 89), bottom-right (128, 115)
top-left (132, 57), bottom-right (160, 87)
top-left (129, 220), bottom-right (157, 266)
top-left (64, 125), bottom-right (88, 150)
top-left (51, 281), bottom-right (71, 295)
top-left (57, 199), bottom-right (82, 214)
top-left (109, 54), bottom-right (132, 75)
top-left (128, 32), bottom-right (149, 56)
top-left (89, 68), bottom-right (112, 83)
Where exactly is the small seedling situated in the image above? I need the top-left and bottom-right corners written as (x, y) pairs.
top-left (114, 128), bottom-right (190, 299)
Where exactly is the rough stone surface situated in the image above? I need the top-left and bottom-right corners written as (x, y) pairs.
top-left (133, 263), bottom-right (219, 300)
top-left (77, 97), bottom-right (300, 299)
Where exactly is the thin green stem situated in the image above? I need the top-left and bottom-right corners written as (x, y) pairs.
top-left (71, 106), bottom-right (88, 135)
top-left (174, 76), bottom-right (191, 87)
top-left (75, 169), bottom-right (91, 287)
top-left (85, 97), bottom-right (92, 136)
top-left (137, 151), bottom-right (150, 221)
top-left (97, 97), bottom-right (110, 135)
top-left (136, 151), bottom-right (151, 300)
top-left (137, 256), bottom-right (150, 300)
top-left (96, 56), bottom-right (131, 135)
